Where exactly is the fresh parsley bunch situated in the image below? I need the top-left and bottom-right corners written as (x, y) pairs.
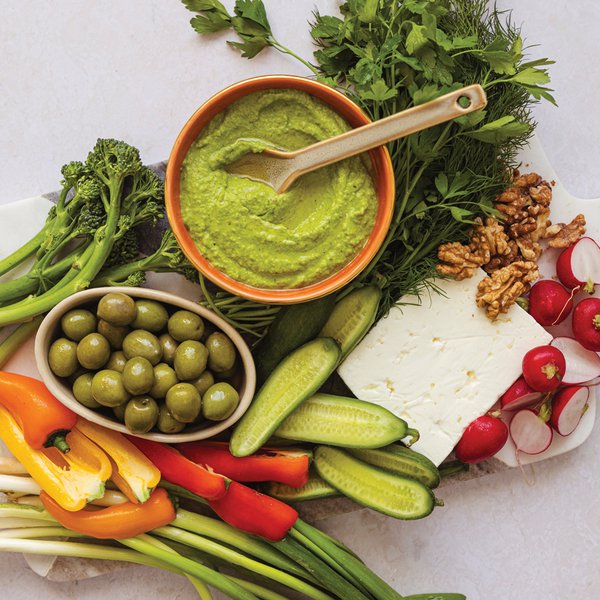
top-left (181, 0), bottom-right (555, 322)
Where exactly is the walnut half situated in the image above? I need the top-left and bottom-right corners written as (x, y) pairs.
top-left (436, 242), bottom-right (487, 280)
top-left (476, 261), bottom-right (539, 320)
top-left (545, 213), bottom-right (586, 248)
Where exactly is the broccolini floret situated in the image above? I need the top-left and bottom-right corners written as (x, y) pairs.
top-left (0, 139), bottom-right (167, 326)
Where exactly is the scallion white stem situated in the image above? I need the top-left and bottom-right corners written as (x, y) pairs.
top-left (0, 518), bottom-right (53, 529)
top-left (0, 475), bottom-right (41, 495)
top-left (0, 457), bottom-right (28, 475)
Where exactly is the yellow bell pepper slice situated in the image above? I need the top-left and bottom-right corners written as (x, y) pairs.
top-left (0, 406), bottom-right (110, 511)
top-left (75, 418), bottom-right (160, 503)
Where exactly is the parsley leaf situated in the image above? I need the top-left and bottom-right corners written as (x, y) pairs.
top-left (464, 115), bottom-right (531, 143)
top-left (184, 0), bottom-right (232, 34)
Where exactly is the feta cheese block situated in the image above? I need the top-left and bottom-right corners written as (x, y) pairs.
top-left (338, 270), bottom-right (552, 465)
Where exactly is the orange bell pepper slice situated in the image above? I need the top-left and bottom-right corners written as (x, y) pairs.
top-left (0, 372), bottom-right (77, 452)
top-left (41, 487), bottom-right (176, 539)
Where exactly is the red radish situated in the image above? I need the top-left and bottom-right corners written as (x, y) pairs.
top-left (455, 415), bottom-right (508, 463)
top-left (550, 336), bottom-right (600, 384)
top-left (572, 298), bottom-right (600, 351)
top-left (556, 237), bottom-right (600, 293)
top-left (528, 280), bottom-right (573, 326)
top-left (522, 345), bottom-right (566, 392)
top-left (509, 409), bottom-right (553, 455)
top-left (500, 376), bottom-right (542, 411)
top-left (550, 386), bottom-right (590, 436)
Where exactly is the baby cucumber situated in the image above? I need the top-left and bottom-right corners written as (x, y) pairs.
top-left (314, 446), bottom-right (442, 520)
top-left (230, 338), bottom-right (341, 457)
top-left (254, 295), bottom-right (336, 384)
top-left (274, 393), bottom-right (419, 448)
top-left (265, 473), bottom-right (338, 502)
top-left (320, 285), bottom-right (381, 360)
top-left (348, 444), bottom-right (440, 489)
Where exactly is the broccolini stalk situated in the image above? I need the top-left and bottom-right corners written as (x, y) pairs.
top-left (0, 247), bottom-right (84, 305)
top-left (93, 229), bottom-right (198, 287)
top-left (0, 316), bottom-right (44, 369)
top-left (0, 139), bottom-right (163, 327)
top-left (0, 231), bottom-right (46, 278)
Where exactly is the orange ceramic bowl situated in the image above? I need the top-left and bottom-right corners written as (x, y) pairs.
top-left (165, 75), bottom-right (395, 304)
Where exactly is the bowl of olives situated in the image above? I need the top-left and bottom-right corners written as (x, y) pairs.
top-left (35, 287), bottom-right (256, 442)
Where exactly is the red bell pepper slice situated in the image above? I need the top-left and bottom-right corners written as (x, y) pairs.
top-left (177, 442), bottom-right (310, 488)
top-left (127, 437), bottom-right (227, 501)
top-left (209, 481), bottom-right (298, 542)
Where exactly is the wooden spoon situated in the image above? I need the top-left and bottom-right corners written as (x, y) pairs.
top-left (225, 84), bottom-right (487, 193)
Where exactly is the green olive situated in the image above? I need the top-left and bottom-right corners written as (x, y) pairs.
top-left (91, 370), bottom-right (131, 407)
top-left (124, 396), bottom-right (159, 434)
top-left (215, 360), bottom-right (239, 381)
top-left (132, 300), bottom-right (169, 332)
top-left (106, 350), bottom-right (128, 373)
top-left (48, 337), bottom-right (79, 378)
top-left (190, 370), bottom-right (215, 397)
top-left (122, 330), bottom-right (162, 365)
top-left (168, 310), bottom-right (204, 342)
top-left (122, 356), bottom-right (155, 396)
top-left (157, 404), bottom-right (186, 434)
top-left (206, 332), bottom-right (236, 373)
top-left (166, 383), bottom-right (201, 423)
top-left (113, 403), bottom-right (126, 422)
top-left (61, 309), bottom-right (97, 342)
top-left (158, 334), bottom-right (178, 366)
top-left (97, 319), bottom-right (129, 349)
top-left (72, 373), bottom-right (101, 409)
top-left (97, 292), bottom-right (137, 327)
top-left (174, 340), bottom-right (208, 381)
top-left (202, 383), bottom-right (239, 421)
top-left (76, 333), bottom-right (111, 370)
top-left (150, 363), bottom-right (178, 399)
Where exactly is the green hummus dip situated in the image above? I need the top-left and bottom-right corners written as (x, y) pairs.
top-left (180, 89), bottom-right (377, 289)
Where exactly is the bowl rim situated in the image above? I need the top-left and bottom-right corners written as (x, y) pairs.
top-left (165, 74), bottom-right (395, 304)
top-left (35, 286), bottom-right (256, 443)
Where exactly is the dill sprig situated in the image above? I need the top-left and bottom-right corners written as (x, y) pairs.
top-left (183, 0), bottom-right (555, 330)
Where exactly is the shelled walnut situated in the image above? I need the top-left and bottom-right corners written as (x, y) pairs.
top-left (545, 213), bottom-right (586, 248)
top-left (436, 171), bottom-right (586, 320)
top-left (476, 261), bottom-right (539, 320)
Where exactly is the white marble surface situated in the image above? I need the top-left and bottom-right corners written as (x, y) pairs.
top-left (1, 1), bottom-right (599, 598)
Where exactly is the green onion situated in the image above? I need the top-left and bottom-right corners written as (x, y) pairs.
top-left (294, 519), bottom-right (403, 600)
top-left (174, 509), bottom-right (309, 580)
top-left (153, 525), bottom-right (333, 600)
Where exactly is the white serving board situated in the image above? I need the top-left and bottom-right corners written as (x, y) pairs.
top-left (0, 136), bottom-right (598, 581)
top-left (493, 136), bottom-right (600, 466)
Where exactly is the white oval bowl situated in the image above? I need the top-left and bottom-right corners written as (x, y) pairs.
top-left (35, 286), bottom-right (256, 443)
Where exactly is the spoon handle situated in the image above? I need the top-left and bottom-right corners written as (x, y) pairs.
top-left (288, 84), bottom-right (487, 179)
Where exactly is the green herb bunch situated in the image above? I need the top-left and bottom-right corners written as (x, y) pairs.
top-left (181, 0), bottom-right (554, 330)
